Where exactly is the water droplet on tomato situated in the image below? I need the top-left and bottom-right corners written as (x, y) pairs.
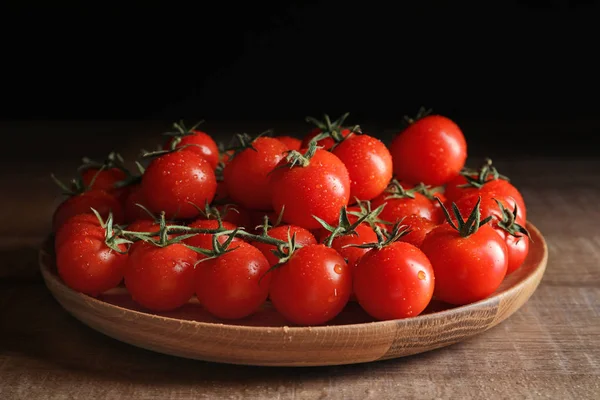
top-left (418, 270), bottom-right (426, 280)
top-left (333, 264), bottom-right (343, 274)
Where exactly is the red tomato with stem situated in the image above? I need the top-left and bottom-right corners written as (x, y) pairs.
top-left (270, 148), bottom-right (351, 230)
top-left (252, 225), bottom-right (316, 267)
top-left (398, 214), bottom-right (438, 248)
top-left (54, 213), bottom-right (104, 251)
top-left (269, 244), bottom-right (352, 325)
top-left (390, 113), bottom-right (467, 186)
top-left (301, 127), bottom-right (352, 151)
top-left (81, 167), bottom-right (127, 193)
top-left (320, 224), bottom-right (378, 271)
top-left (141, 150), bottom-right (217, 220)
top-left (223, 137), bottom-right (288, 211)
top-left (56, 229), bottom-right (128, 296)
top-left (354, 241), bottom-right (435, 320)
top-left (195, 242), bottom-right (271, 319)
top-left (450, 192), bottom-right (525, 227)
top-left (275, 136), bottom-right (302, 151)
top-left (331, 134), bottom-right (393, 202)
top-left (496, 228), bottom-right (530, 275)
top-left (124, 242), bottom-right (198, 311)
top-left (420, 199), bottom-right (508, 305)
top-left (184, 219), bottom-right (241, 250)
top-left (52, 189), bottom-right (124, 233)
top-left (165, 130), bottom-right (220, 169)
top-left (371, 187), bottom-right (435, 223)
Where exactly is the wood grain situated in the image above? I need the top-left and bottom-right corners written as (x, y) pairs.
top-left (37, 223), bottom-right (547, 367)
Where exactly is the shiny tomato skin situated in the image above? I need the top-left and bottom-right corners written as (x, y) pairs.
top-left (269, 244), bottom-right (352, 325)
top-left (451, 192), bottom-right (525, 227)
top-left (421, 223), bottom-right (508, 306)
top-left (123, 184), bottom-right (152, 223)
top-left (275, 136), bottom-right (302, 151)
top-left (326, 224), bottom-right (378, 270)
top-left (398, 214), bottom-right (438, 248)
top-left (354, 242), bottom-right (435, 320)
top-left (124, 242), bottom-right (198, 311)
top-left (52, 190), bottom-right (124, 233)
top-left (251, 225), bottom-right (316, 267)
top-left (54, 213), bottom-right (104, 251)
top-left (496, 228), bottom-right (530, 275)
top-left (331, 134), bottom-right (393, 202)
top-left (270, 149), bottom-right (351, 230)
top-left (431, 192), bottom-right (447, 224)
top-left (301, 128), bottom-right (352, 150)
top-left (390, 115), bottom-right (467, 186)
top-left (141, 150), bottom-right (217, 220)
top-left (223, 137), bottom-right (288, 211)
top-left (165, 130), bottom-right (220, 169)
top-left (371, 192), bottom-right (435, 223)
top-left (56, 230), bottom-right (128, 296)
top-left (195, 242), bottom-right (271, 319)
top-left (184, 219), bottom-right (241, 251)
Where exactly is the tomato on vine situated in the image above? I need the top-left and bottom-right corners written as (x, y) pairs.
top-left (301, 113), bottom-right (355, 150)
top-left (397, 214), bottom-right (438, 248)
top-left (251, 223), bottom-right (317, 267)
top-left (420, 197), bottom-right (508, 305)
top-left (371, 180), bottom-right (435, 223)
top-left (269, 142), bottom-right (351, 230)
top-left (494, 199), bottom-right (531, 274)
top-left (163, 120), bottom-right (220, 169)
top-left (223, 132), bottom-right (288, 211)
top-left (353, 223), bottom-right (435, 320)
top-left (390, 108), bottom-right (467, 186)
top-left (52, 189), bottom-right (124, 233)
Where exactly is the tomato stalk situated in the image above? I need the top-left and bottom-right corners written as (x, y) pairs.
top-left (305, 112), bottom-right (361, 147)
top-left (315, 203), bottom-right (386, 247)
top-left (437, 196), bottom-right (493, 237)
top-left (458, 158), bottom-right (510, 189)
top-left (90, 208), bottom-right (132, 254)
top-left (51, 165), bottom-right (106, 196)
top-left (412, 182), bottom-right (445, 200)
top-left (345, 221), bottom-right (411, 250)
top-left (494, 199), bottom-right (532, 241)
top-left (347, 199), bottom-right (393, 230)
top-left (162, 119), bottom-right (205, 150)
top-left (225, 130), bottom-right (274, 160)
top-left (275, 140), bottom-right (320, 169)
top-left (383, 179), bottom-right (419, 200)
top-left (402, 106), bottom-right (433, 126)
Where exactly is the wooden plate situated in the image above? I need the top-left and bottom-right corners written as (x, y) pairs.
top-left (39, 223), bottom-right (548, 367)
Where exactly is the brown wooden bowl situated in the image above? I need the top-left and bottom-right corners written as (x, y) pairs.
top-left (39, 222), bottom-right (548, 367)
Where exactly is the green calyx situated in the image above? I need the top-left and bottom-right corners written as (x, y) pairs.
top-left (438, 197), bottom-right (493, 238)
top-left (494, 199), bottom-right (532, 242)
top-left (305, 112), bottom-right (361, 148)
top-left (402, 106), bottom-right (433, 127)
top-left (276, 140), bottom-right (320, 169)
top-left (344, 221), bottom-right (411, 251)
top-left (458, 158), bottom-right (510, 189)
top-left (347, 199), bottom-right (392, 230)
top-left (412, 182), bottom-right (444, 201)
top-left (90, 208), bottom-right (132, 254)
top-left (383, 179), bottom-right (419, 200)
top-left (314, 203), bottom-right (386, 247)
top-left (225, 129), bottom-right (274, 161)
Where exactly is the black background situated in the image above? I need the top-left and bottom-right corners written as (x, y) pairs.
top-left (1, 1), bottom-right (599, 156)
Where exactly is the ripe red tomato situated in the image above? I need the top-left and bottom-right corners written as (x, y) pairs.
top-left (123, 184), bottom-right (152, 223)
top-left (398, 214), bottom-right (438, 248)
top-left (269, 244), bottom-right (352, 325)
top-left (141, 150), bottom-right (217, 220)
top-left (195, 242), bottom-right (271, 319)
top-left (371, 191), bottom-right (435, 223)
top-left (390, 114), bottom-right (467, 186)
top-left (320, 224), bottom-right (378, 270)
top-left (496, 228), bottom-right (530, 275)
top-left (354, 242), bottom-right (434, 320)
top-left (124, 241), bottom-right (198, 311)
top-left (331, 134), bottom-right (393, 202)
top-left (451, 192), bottom-right (525, 227)
top-left (444, 172), bottom-right (481, 203)
top-left (165, 130), bottom-right (220, 169)
top-left (80, 167), bottom-right (127, 192)
top-left (54, 213), bottom-right (103, 251)
top-left (301, 127), bottom-right (352, 150)
top-left (184, 219), bottom-right (241, 250)
top-left (421, 223), bottom-right (508, 306)
top-left (251, 225), bottom-right (316, 266)
top-left (223, 137), bottom-right (288, 210)
top-left (275, 136), bottom-right (302, 151)
top-left (52, 189), bottom-right (124, 233)
top-left (56, 229), bottom-right (128, 296)
top-left (270, 149), bottom-right (351, 230)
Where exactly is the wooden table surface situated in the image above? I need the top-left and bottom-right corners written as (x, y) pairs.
top-left (1, 121), bottom-right (598, 399)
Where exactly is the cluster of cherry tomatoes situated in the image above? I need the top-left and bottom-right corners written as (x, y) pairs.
top-left (51, 110), bottom-right (531, 326)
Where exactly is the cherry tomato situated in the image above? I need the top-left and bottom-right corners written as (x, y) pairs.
top-left (444, 172), bottom-right (482, 203)
top-left (54, 213), bottom-right (103, 251)
top-left (53, 189), bottom-right (124, 233)
top-left (270, 149), bottom-right (351, 230)
top-left (390, 114), bottom-right (467, 186)
top-left (275, 136), bottom-right (302, 151)
top-left (81, 167), bottom-right (127, 192)
top-left (56, 229), bottom-right (128, 296)
top-left (125, 219), bottom-right (162, 254)
top-left (354, 242), bottom-right (434, 320)
top-left (123, 184), bottom-right (152, 223)
top-left (195, 242), bottom-right (271, 319)
top-left (141, 150), bottom-right (217, 220)
top-left (479, 180), bottom-right (527, 221)
top-left (223, 137), bottom-right (288, 211)
top-left (269, 244), bottom-right (351, 325)
top-left (331, 134), bottom-right (393, 202)
top-left (301, 127), bottom-right (351, 150)
top-left (421, 223), bottom-right (508, 306)
top-left (251, 225), bottom-right (316, 266)
top-left (451, 192), bottom-right (525, 227)
top-left (124, 242), bottom-right (198, 311)
top-left (496, 228), bottom-right (530, 275)
top-left (184, 219), bottom-right (241, 250)
top-left (320, 224), bottom-right (378, 270)
top-left (165, 130), bottom-right (219, 169)
top-left (398, 214), bottom-right (438, 248)
top-left (371, 191), bottom-right (435, 223)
